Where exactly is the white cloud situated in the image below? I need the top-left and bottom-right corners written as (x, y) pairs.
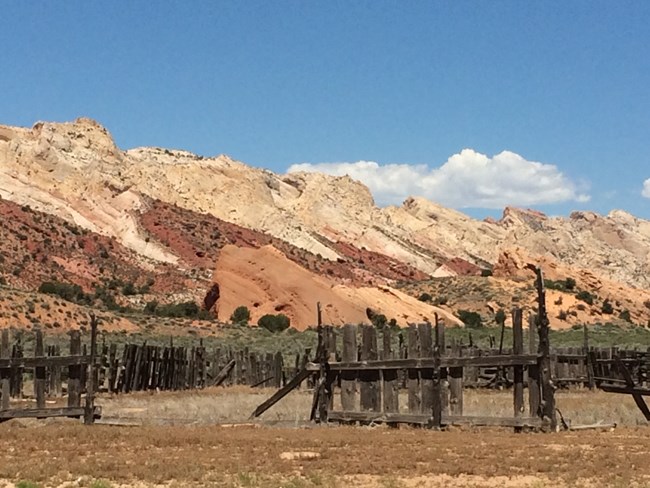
top-left (643, 179), bottom-right (650, 198)
top-left (288, 149), bottom-right (590, 209)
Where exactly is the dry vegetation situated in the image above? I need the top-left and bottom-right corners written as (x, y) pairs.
top-left (3, 388), bottom-right (650, 487)
top-left (2, 422), bottom-right (650, 487)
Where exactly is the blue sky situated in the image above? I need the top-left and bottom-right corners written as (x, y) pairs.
top-left (2, 1), bottom-right (649, 219)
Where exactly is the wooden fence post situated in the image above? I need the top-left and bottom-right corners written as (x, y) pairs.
top-left (68, 330), bottom-right (82, 408)
top-left (407, 324), bottom-right (421, 414)
top-left (535, 267), bottom-right (557, 431)
top-left (84, 314), bottom-right (98, 424)
top-left (449, 339), bottom-right (463, 416)
top-left (382, 327), bottom-right (399, 415)
top-left (431, 320), bottom-right (444, 429)
top-left (0, 330), bottom-right (9, 410)
top-left (512, 308), bottom-right (524, 432)
top-left (359, 325), bottom-right (380, 412)
top-left (34, 329), bottom-right (45, 409)
top-left (419, 323), bottom-right (434, 415)
top-left (341, 324), bottom-right (357, 412)
top-left (583, 324), bottom-right (595, 389)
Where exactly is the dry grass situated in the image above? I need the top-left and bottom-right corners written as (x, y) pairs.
top-left (2, 423), bottom-right (650, 487)
top-left (92, 386), bottom-right (650, 428)
top-left (2, 387), bottom-right (650, 487)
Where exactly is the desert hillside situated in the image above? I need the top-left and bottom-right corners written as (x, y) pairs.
top-left (1, 117), bottom-right (649, 330)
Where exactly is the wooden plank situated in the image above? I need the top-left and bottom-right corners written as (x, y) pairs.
top-left (68, 330), bottom-right (81, 408)
top-left (0, 355), bottom-right (91, 368)
top-left (382, 327), bottom-right (399, 414)
top-left (340, 324), bottom-right (357, 412)
top-left (0, 330), bottom-right (10, 410)
top-left (306, 355), bottom-right (539, 372)
top-left (449, 340), bottom-right (463, 416)
top-left (528, 313), bottom-right (541, 418)
top-left (584, 324), bottom-right (595, 389)
top-left (327, 411), bottom-right (542, 428)
top-left (210, 359), bottom-right (236, 387)
top-left (84, 314), bottom-right (98, 425)
top-left (0, 406), bottom-right (102, 421)
top-left (614, 356), bottom-right (650, 421)
top-left (432, 319), bottom-right (444, 428)
top-left (250, 368), bottom-right (314, 419)
top-left (599, 384), bottom-right (650, 396)
top-left (512, 308), bottom-right (524, 432)
top-left (34, 329), bottom-right (45, 409)
top-left (359, 325), bottom-right (380, 412)
top-left (419, 323), bottom-right (434, 414)
top-left (407, 324), bottom-right (421, 414)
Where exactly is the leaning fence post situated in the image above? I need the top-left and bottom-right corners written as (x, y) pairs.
top-left (84, 314), bottom-right (99, 424)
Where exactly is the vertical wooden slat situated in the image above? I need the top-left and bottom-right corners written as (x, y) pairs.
top-left (449, 339), bottom-right (463, 416)
top-left (359, 325), bottom-right (380, 412)
top-left (436, 317), bottom-right (448, 415)
top-left (68, 330), bottom-right (81, 408)
top-left (382, 327), bottom-right (399, 414)
top-left (431, 320), bottom-right (444, 428)
top-left (341, 324), bottom-right (357, 411)
top-left (583, 324), bottom-right (595, 389)
top-left (528, 313), bottom-right (540, 418)
top-left (418, 323), bottom-right (434, 413)
top-left (0, 330), bottom-right (10, 410)
top-left (407, 324), bottom-right (421, 414)
top-left (84, 314), bottom-right (98, 424)
top-left (512, 308), bottom-right (524, 432)
top-left (34, 329), bottom-right (45, 409)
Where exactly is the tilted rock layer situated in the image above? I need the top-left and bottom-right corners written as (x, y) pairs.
top-left (1, 118), bottom-right (649, 328)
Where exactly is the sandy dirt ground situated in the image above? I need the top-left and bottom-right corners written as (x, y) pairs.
top-left (0, 423), bottom-right (649, 487)
top-left (1, 388), bottom-right (650, 487)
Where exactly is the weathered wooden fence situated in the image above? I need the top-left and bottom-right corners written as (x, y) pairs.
top-left (307, 309), bottom-right (553, 430)
top-left (0, 317), bottom-right (100, 424)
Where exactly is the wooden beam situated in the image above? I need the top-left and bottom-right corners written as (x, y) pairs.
top-left (0, 406), bottom-right (101, 422)
top-left (250, 368), bottom-right (314, 419)
top-left (614, 356), bottom-right (650, 421)
top-left (0, 355), bottom-right (91, 368)
top-left (305, 355), bottom-right (539, 372)
top-left (327, 410), bottom-right (542, 428)
top-left (209, 359), bottom-right (235, 387)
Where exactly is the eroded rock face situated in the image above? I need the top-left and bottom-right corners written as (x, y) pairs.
top-left (1, 117), bottom-right (649, 295)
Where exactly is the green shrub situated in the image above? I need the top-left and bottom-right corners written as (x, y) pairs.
top-left (565, 277), bottom-right (576, 291)
top-left (458, 310), bottom-right (483, 329)
top-left (619, 310), bottom-right (632, 323)
top-left (89, 480), bottom-right (113, 488)
top-left (481, 269), bottom-right (493, 277)
top-left (576, 290), bottom-right (594, 305)
top-left (258, 314), bottom-right (290, 333)
top-left (154, 301), bottom-right (212, 319)
top-left (371, 313), bottom-right (387, 329)
top-left (16, 481), bottom-right (40, 488)
top-left (495, 309), bottom-right (506, 325)
top-left (121, 282), bottom-right (137, 296)
top-left (230, 306), bottom-right (251, 325)
top-left (38, 281), bottom-right (91, 305)
top-left (601, 300), bottom-right (614, 315)
top-left (418, 293), bottom-right (432, 302)
top-left (433, 295), bottom-right (448, 306)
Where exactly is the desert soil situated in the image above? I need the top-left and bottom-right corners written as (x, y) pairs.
top-left (0, 423), bottom-right (648, 487)
top-left (1, 388), bottom-right (649, 487)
